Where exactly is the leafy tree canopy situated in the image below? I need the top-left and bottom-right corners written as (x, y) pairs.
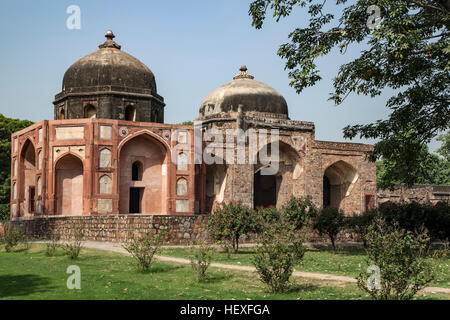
top-left (249, 0), bottom-right (450, 188)
top-left (0, 113), bottom-right (34, 204)
top-left (376, 140), bottom-right (450, 188)
top-left (437, 131), bottom-right (450, 161)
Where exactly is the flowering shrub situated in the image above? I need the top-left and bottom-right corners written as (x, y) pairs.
top-left (281, 196), bottom-right (318, 231)
top-left (357, 218), bottom-right (434, 300)
top-left (251, 216), bottom-right (305, 293)
top-left (207, 202), bottom-right (258, 253)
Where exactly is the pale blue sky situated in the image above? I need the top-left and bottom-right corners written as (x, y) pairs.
top-left (0, 0), bottom-right (440, 150)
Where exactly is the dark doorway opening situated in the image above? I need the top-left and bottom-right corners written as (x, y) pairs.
top-left (129, 187), bottom-right (143, 213)
top-left (254, 171), bottom-right (277, 209)
top-left (323, 175), bottom-right (331, 208)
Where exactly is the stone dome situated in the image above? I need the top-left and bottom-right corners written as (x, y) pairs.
top-left (62, 31), bottom-right (156, 94)
top-left (199, 66), bottom-right (289, 119)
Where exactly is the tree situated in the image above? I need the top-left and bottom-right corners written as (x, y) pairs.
top-left (281, 196), bottom-right (318, 230)
top-left (376, 143), bottom-right (450, 188)
top-left (0, 114), bottom-right (34, 205)
top-left (313, 207), bottom-right (346, 250)
top-left (249, 1), bottom-right (450, 188)
top-left (207, 202), bottom-right (258, 253)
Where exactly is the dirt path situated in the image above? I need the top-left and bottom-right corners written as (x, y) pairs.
top-left (70, 241), bottom-right (450, 295)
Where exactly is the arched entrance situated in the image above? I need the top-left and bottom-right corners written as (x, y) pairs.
top-left (84, 104), bottom-right (97, 118)
top-left (119, 134), bottom-right (168, 214)
top-left (323, 161), bottom-right (358, 209)
top-left (55, 154), bottom-right (84, 216)
top-left (125, 105), bottom-right (136, 121)
top-left (253, 141), bottom-right (301, 209)
top-left (253, 169), bottom-right (278, 208)
top-left (205, 162), bottom-right (227, 213)
top-left (19, 139), bottom-right (36, 216)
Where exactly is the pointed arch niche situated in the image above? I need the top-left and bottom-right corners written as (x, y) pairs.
top-left (55, 154), bottom-right (84, 216)
top-left (119, 133), bottom-right (169, 214)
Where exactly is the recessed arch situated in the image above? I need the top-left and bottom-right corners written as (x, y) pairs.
top-left (119, 133), bottom-right (169, 214)
top-left (253, 140), bottom-right (301, 209)
top-left (55, 153), bottom-right (84, 216)
top-left (84, 104), bottom-right (97, 118)
top-left (125, 105), bottom-right (136, 121)
top-left (19, 139), bottom-right (36, 217)
top-left (323, 160), bottom-right (359, 209)
top-left (176, 178), bottom-right (188, 196)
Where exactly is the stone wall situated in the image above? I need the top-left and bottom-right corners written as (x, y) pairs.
top-left (5, 215), bottom-right (209, 245)
top-left (3, 215), bottom-right (359, 245)
top-left (377, 184), bottom-right (450, 205)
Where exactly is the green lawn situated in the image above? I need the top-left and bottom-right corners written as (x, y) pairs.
top-left (160, 246), bottom-right (450, 289)
top-left (0, 244), bottom-right (448, 300)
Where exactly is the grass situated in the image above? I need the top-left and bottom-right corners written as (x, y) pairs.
top-left (0, 244), bottom-right (448, 300)
top-left (160, 245), bottom-right (450, 289)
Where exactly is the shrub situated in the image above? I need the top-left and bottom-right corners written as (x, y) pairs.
top-left (281, 196), bottom-right (318, 231)
top-left (251, 215), bottom-right (305, 293)
top-left (378, 201), bottom-right (450, 242)
top-left (62, 221), bottom-right (85, 259)
top-left (207, 202), bottom-right (258, 253)
top-left (1, 224), bottom-right (26, 252)
top-left (257, 207), bottom-right (280, 224)
top-left (189, 241), bottom-right (215, 282)
top-left (45, 231), bottom-right (61, 257)
top-left (123, 231), bottom-right (166, 272)
top-left (347, 210), bottom-right (378, 248)
top-left (357, 218), bottom-right (434, 300)
top-left (313, 208), bottom-right (345, 250)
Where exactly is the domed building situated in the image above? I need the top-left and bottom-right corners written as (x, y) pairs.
top-left (9, 32), bottom-right (377, 243)
top-left (54, 31), bottom-right (165, 123)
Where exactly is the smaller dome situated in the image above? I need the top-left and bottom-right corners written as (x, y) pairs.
top-left (62, 31), bottom-right (156, 93)
top-left (199, 66), bottom-right (289, 119)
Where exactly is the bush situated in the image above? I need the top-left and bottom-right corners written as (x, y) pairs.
top-left (1, 224), bottom-right (26, 252)
top-left (123, 231), bottom-right (166, 272)
top-left (378, 201), bottom-right (450, 242)
top-left (189, 241), bottom-right (215, 282)
top-left (62, 221), bottom-right (85, 260)
top-left (357, 218), bottom-right (434, 300)
top-left (313, 208), bottom-right (345, 250)
top-left (347, 210), bottom-right (378, 248)
top-left (251, 214), bottom-right (305, 293)
top-left (207, 202), bottom-right (258, 253)
top-left (45, 231), bottom-right (61, 257)
top-left (0, 204), bottom-right (10, 221)
top-left (281, 196), bottom-right (318, 231)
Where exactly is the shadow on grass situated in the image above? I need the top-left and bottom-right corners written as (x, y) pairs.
top-left (202, 272), bottom-right (233, 283)
top-left (285, 282), bottom-right (319, 294)
top-left (0, 274), bottom-right (54, 298)
top-left (307, 245), bottom-right (367, 256)
top-left (147, 264), bottom-right (184, 274)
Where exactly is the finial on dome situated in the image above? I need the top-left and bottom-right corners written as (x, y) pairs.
top-left (234, 65), bottom-right (254, 80)
top-left (105, 30), bottom-right (115, 40)
top-left (99, 30), bottom-right (121, 50)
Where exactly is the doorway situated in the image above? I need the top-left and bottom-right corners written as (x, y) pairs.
top-left (129, 187), bottom-right (143, 213)
top-left (254, 170), bottom-right (278, 209)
